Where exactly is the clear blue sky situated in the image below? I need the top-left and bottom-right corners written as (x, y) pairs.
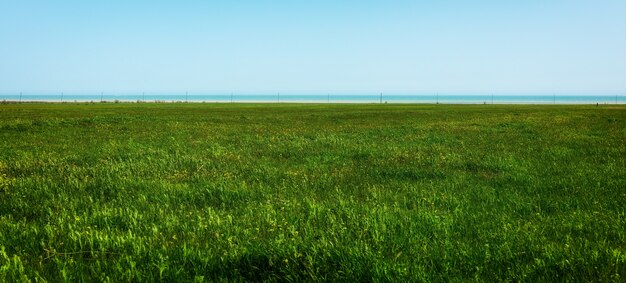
top-left (1, 0), bottom-right (625, 93)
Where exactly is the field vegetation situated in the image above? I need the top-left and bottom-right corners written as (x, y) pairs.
top-left (0, 103), bottom-right (624, 281)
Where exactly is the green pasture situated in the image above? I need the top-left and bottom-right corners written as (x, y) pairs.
top-left (0, 103), bottom-right (624, 281)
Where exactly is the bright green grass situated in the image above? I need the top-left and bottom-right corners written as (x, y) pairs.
top-left (0, 103), bottom-right (625, 281)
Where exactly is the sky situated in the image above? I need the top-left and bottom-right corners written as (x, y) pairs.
top-left (0, 0), bottom-right (625, 93)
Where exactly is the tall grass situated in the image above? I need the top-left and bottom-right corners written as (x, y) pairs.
top-left (0, 103), bottom-right (624, 281)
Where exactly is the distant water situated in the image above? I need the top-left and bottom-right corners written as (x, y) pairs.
top-left (1, 92), bottom-right (623, 104)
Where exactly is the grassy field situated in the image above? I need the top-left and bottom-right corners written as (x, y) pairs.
top-left (0, 103), bottom-right (624, 281)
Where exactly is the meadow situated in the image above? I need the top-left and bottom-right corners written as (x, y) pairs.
top-left (0, 102), bottom-right (624, 281)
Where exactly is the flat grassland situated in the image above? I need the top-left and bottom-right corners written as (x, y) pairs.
top-left (0, 103), bottom-right (624, 281)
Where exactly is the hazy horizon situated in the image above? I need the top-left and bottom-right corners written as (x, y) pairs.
top-left (1, 1), bottom-right (625, 93)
